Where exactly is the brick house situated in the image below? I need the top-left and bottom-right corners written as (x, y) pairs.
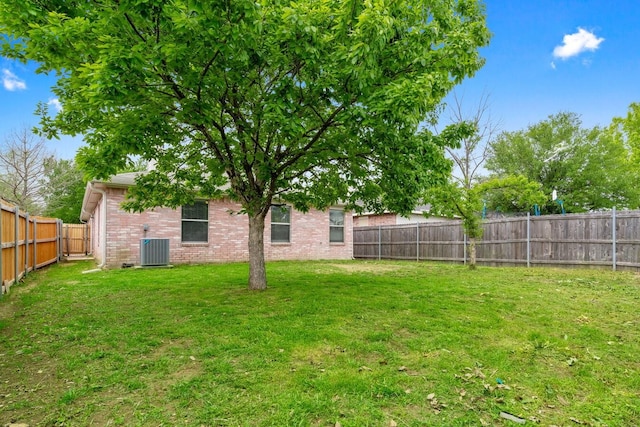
top-left (353, 205), bottom-right (450, 227)
top-left (80, 172), bottom-right (353, 268)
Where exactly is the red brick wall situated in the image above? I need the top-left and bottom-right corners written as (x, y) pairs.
top-left (353, 213), bottom-right (398, 227)
top-left (99, 188), bottom-right (353, 267)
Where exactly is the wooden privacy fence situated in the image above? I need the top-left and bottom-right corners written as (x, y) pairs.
top-left (62, 223), bottom-right (90, 256)
top-left (1, 200), bottom-right (62, 295)
top-left (354, 208), bottom-right (640, 271)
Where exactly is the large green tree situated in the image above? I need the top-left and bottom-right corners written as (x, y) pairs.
top-left (486, 112), bottom-right (638, 213)
top-left (1, 0), bottom-right (490, 289)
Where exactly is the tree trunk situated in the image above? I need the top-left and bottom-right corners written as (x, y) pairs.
top-left (468, 237), bottom-right (477, 270)
top-left (248, 213), bottom-right (268, 290)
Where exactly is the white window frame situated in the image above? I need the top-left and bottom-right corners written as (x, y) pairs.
top-left (329, 209), bottom-right (345, 243)
top-left (181, 201), bottom-right (209, 243)
top-left (271, 205), bottom-right (291, 243)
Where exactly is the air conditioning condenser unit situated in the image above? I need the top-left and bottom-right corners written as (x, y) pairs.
top-left (140, 238), bottom-right (170, 266)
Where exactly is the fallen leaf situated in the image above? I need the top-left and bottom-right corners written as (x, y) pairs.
top-left (389, 421), bottom-right (398, 427)
top-left (359, 366), bottom-right (372, 372)
top-left (398, 366), bottom-right (407, 372)
top-left (426, 393), bottom-right (435, 401)
top-left (575, 315), bottom-right (590, 324)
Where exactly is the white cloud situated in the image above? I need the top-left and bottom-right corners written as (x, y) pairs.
top-left (553, 28), bottom-right (604, 60)
top-left (2, 69), bottom-right (27, 91)
top-left (48, 98), bottom-right (63, 112)
top-left (550, 61), bottom-right (556, 70)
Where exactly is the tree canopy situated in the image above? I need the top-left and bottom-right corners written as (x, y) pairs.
top-left (609, 102), bottom-right (640, 164)
top-left (40, 158), bottom-right (86, 223)
top-left (1, 0), bottom-right (490, 288)
top-left (486, 112), bottom-right (639, 214)
top-left (476, 175), bottom-right (547, 214)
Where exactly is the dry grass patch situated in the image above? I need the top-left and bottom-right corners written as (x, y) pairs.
top-left (312, 261), bottom-right (411, 275)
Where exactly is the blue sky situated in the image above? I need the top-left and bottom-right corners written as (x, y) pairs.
top-left (1, 0), bottom-right (639, 160)
top-left (446, 0), bottom-right (640, 132)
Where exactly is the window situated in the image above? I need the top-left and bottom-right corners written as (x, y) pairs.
top-left (330, 209), bottom-right (344, 243)
top-left (182, 201), bottom-right (208, 242)
top-left (271, 205), bottom-right (290, 243)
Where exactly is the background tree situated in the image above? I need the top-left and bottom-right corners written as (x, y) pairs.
top-left (486, 112), bottom-right (638, 213)
top-left (0, 127), bottom-right (52, 213)
top-left (609, 102), bottom-right (640, 166)
top-left (423, 177), bottom-right (483, 268)
top-left (1, 0), bottom-right (490, 289)
top-left (424, 173), bottom-right (547, 269)
top-left (476, 175), bottom-right (547, 214)
top-left (40, 158), bottom-right (86, 223)
top-left (441, 92), bottom-right (500, 186)
top-left (424, 93), bottom-right (499, 269)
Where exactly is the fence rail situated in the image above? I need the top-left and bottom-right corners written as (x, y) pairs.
top-left (353, 208), bottom-right (640, 271)
top-left (1, 200), bottom-right (62, 295)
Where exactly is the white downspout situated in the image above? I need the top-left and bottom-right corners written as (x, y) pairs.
top-left (92, 184), bottom-right (108, 269)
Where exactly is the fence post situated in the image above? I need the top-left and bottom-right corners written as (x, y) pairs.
top-left (25, 213), bottom-right (29, 277)
top-left (65, 222), bottom-right (70, 256)
top-left (378, 225), bottom-right (381, 261)
top-left (0, 203), bottom-right (3, 297)
top-left (527, 213), bottom-right (531, 268)
top-left (58, 220), bottom-right (63, 262)
top-left (84, 223), bottom-right (89, 255)
top-left (463, 233), bottom-right (467, 265)
top-left (416, 222), bottom-right (419, 262)
top-left (612, 207), bottom-right (617, 271)
top-left (32, 219), bottom-right (37, 271)
top-left (14, 206), bottom-right (19, 286)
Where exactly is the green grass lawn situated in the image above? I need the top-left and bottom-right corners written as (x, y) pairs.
top-left (1, 260), bottom-right (639, 426)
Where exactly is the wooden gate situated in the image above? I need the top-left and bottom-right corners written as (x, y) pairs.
top-left (62, 223), bottom-right (91, 256)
